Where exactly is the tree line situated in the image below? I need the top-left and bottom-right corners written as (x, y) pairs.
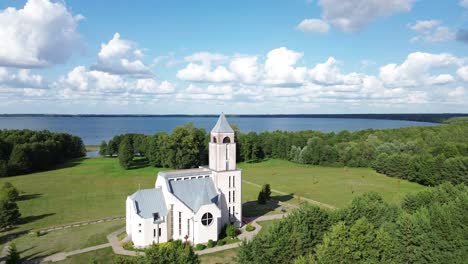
top-left (0, 129), bottom-right (85, 176)
top-left (237, 183), bottom-right (467, 264)
top-left (100, 122), bottom-right (468, 187)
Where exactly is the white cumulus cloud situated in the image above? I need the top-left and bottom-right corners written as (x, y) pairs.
top-left (0, 0), bottom-right (83, 68)
top-left (319, 0), bottom-right (415, 32)
top-left (91, 33), bottom-right (152, 77)
top-left (297, 19), bottom-right (330, 33)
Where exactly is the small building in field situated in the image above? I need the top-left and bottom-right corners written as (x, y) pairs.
top-left (126, 113), bottom-right (242, 247)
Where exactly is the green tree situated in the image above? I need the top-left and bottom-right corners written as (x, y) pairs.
top-left (1, 182), bottom-right (19, 201)
top-left (143, 240), bottom-right (199, 264)
top-left (237, 204), bottom-right (331, 264)
top-left (98, 140), bottom-right (108, 157)
top-left (7, 144), bottom-right (31, 175)
top-left (262, 184), bottom-right (271, 200)
top-left (5, 242), bottom-right (20, 264)
top-left (0, 160), bottom-right (7, 177)
top-left (118, 137), bottom-right (134, 169)
top-left (315, 218), bottom-right (399, 264)
top-left (0, 196), bottom-right (21, 229)
top-left (257, 190), bottom-right (266, 204)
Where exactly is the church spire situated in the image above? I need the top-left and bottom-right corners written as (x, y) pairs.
top-left (211, 113), bottom-right (234, 133)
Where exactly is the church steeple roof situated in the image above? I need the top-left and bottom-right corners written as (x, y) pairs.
top-left (211, 113), bottom-right (234, 133)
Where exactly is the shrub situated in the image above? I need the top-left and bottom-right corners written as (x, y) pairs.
top-left (121, 241), bottom-right (133, 250)
top-left (246, 224), bottom-right (256, 232)
top-left (217, 239), bottom-right (226, 246)
top-left (207, 239), bottom-right (216, 248)
top-left (195, 243), bottom-right (206, 250)
top-left (226, 224), bottom-right (238, 238)
top-left (257, 190), bottom-right (266, 204)
top-left (34, 230), bottom-right (41, 237)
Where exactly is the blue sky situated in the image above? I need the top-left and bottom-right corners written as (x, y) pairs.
top-left (0, 0), bottom-right (467, 114)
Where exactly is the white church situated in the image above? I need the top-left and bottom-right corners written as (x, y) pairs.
top-left (126, 113), bottom-right (242, 247)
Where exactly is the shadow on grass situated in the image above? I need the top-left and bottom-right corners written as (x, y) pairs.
top-left (242, 194), bottom-right (295, 218)
top-left (17, 193), bottom-right (42, 201)
top-left (128, 157), bottom-right (149, 170)
top-left (19, 213), bottom-right (55, 225)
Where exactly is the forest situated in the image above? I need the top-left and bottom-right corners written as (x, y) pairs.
top-left (0, 129), bottom-right (85, 176)
top-left (100, 121), bottom-right (468, 186)
top-left (236, 183), bottom-right (467, 264)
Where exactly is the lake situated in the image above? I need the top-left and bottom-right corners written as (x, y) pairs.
top-left (0, 116), bottom-right (436, 145)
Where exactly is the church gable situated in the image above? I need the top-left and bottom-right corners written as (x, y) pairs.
top-left (168, 177), bottom-right (219, 213)
top-left (130, 188), bottom-right (167, 220)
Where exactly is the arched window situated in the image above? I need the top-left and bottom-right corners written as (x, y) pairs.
top-left (201, 212), bottom-right (213, 226)
top-left (213, 136), bottom-right (217, 143)
top-left (223, 137), bottom-right (231, 144)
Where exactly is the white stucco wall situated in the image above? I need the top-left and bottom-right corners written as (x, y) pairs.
top-left (213, 170), bottom-right (242, 227)
top-left (193, 203), bottom-right (221, 244)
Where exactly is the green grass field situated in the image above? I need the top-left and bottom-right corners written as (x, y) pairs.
top-left (13, 220), bottom-right (124, 261)
top-left (0, 158), bottom-right (426, 232)
top-left (240, 159), bottom-right (426, 208)
top-left (0, 157), bottom-right (427, 262)
top-left (0, 158), bottom-right (160, 231)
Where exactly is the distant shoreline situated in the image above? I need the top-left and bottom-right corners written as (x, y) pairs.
top-left (1, 113), bottom-right (467, 123)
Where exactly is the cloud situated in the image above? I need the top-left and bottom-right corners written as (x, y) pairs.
top-left (319, 0), bottom-right (415, 32)
top-left (263, 47), bottom-right (307, 86)
top-left (409, 20), bottom-right (455, 43)
top-left (457, 66), bottom-right (468, 81)
top-left (0, 68), bottom-right (44, 89)
top-left (297, 19), bottom-right (330, 33)
top-left (456, 29), bottom-right (468, 44)
top-left (410, 20), bottom-right (440, 32)
top-left (447, 86), bottom-right (464, 97)
top-left (0, 0), bottom-right (83, 68)
top-left (54, 66), bottom-right (175, 101)
top-left (229, 56), bottom-right (259, 83)
top-left (134, 79), bottom-right (175, 94)
top-left (461, 0), bottom-right (468, 8)
top-left (91, 33), bottom-right (152, 77)
top-left (185, 52), bottom-right (227, 65)
top-left (379, 52), bottom-right (461, 87)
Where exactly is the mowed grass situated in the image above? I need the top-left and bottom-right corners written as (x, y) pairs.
top-left (0, 158), bottom-right (426, 234)
top-left (0, 158), bottom-right (161, 231)
top-left (199, 248), bottom-right (239, 264)
top-left (239, 159), bottom-right (427, 208)
top-left (13, 220), bottom-right (124, 261)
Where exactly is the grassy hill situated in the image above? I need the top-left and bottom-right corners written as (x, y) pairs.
top-left (240, 159), bottom-right (426, 208)
top-left (0, 158), bottom-right (426, 232)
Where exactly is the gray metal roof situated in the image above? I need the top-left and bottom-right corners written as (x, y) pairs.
top-left (159, 168), bottom-right (212, 179)
top-left (169, 177), bottom-right (218, 213)
top-left (211, 113), bottom-right (234, 133)
top-left (129, 188), bottom-right (168, 219)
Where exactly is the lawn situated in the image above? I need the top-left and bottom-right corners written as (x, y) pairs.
top-left (55, 247), bottom-right (115, 264)
top-left (257, 219), bottom-right (279, 236)
top-left (12, 220), bottom-right (124, 261)
top-left (239, 159), bottom-right (426, 208)
top-left (199, 248), bottom-right (239, 264)
top-left (0, 157), bottom-right (426, 234)
top-left (0, 158), bottom-right (160, 232)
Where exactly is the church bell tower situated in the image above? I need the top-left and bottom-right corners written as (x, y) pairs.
top-left (209, 113), bottom-right (236, 171)
top-left (209, 113), bottom-right (242, 227)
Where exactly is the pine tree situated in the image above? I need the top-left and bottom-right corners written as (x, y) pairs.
top-left (118, 137), bottom-right (134, 169)
top-left (5, 242), bottom-right (20, 264)
top-left (0, 196), bottom-right (21, 229)
top-left (98, 140), bottom-right (108, 157)
top-left (261, 184), bottom-right (271, 200)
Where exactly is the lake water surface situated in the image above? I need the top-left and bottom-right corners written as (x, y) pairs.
top-left (0, 116), bottom-right (436, 145)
